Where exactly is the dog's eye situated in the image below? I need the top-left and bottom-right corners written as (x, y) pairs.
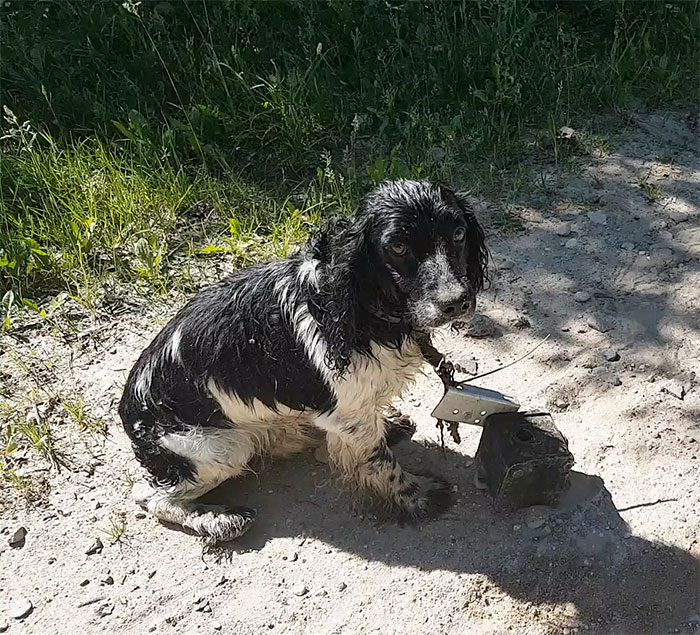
top-left (453, 227), bottom-right (466, 242)
top-left (389, 243), bottom-right (408, 256)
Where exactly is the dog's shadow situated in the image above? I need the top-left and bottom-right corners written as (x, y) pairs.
top-left (202, 437), bottom-right (698, 634)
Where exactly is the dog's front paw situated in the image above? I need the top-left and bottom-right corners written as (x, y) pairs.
top-left (393, 474), bottom-right (452, 522)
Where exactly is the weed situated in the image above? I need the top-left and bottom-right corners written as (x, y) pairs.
top-left (637, 177), bottom-right (663, 202)
top-left (62, 396), bottom-right (107, 436)
top-left (100, 513), bottom-right (128, 544)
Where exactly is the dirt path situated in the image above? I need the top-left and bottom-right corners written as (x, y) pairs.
top-left (1, 111), bottom-right (699, 634)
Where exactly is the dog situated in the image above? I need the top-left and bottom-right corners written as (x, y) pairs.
top-left (119, 180), bottom-right (488, 541)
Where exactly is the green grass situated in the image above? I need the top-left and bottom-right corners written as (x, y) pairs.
top-left (1, 0), bottom-right (698, 317)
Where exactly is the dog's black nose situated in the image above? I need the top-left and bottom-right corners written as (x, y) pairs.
top-left (439, 294), bottom-right (472, 318)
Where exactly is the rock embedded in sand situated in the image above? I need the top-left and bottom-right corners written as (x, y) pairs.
top-left (574, 291), bottom-right (591, 303)
top-left (9, 526), bottom-right (27, 548)
top-left (602, 349), bottom-right (620, 362)
top-left (293, 584), bottom-right (309, 597)
top-left (587, 211), bottom-right (607, 225)
top-left (9, 598), bottom-right (33, 620)
top-left (85, 537), bottom-right (103, 555)
top-left (555, 222), bottom-right (572, 237)
top-left (565, 238), bottom-right (578, 249)
top-left (586, 313), bottom-right (615, 333)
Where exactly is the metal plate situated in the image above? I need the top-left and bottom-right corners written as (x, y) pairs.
top-left (431, 383), bottom-right (520, 426)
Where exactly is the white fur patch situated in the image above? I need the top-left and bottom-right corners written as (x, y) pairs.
top-left (163, 327), bottom-right (183, 364)
top-left (298, 258), bottom-right (320, 289)
top-left (133, 359), bottom-right (155, 404)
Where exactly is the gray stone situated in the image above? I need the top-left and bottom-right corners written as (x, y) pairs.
top-left (602, 349), bottom-right (620, 362)
top-left (100, 575), bottom-right (114, 586)
top-left (555, 222), bottom-right (572, 237)
top-left (587, 211), bottom-right (607, 225)
top-left (9, 598), bottom-right (33, 620)
top-left (293, 584), bottom-right (308, 597)
top-left (565, 238), bottom-right (578, 249)
top-left (610, 376), bottom-right (622, 386)
top-left (574, 291), bottom-right (591, 303)
top-left (586, 313), bottom-right (615, 333)
top-left (500, 259), bottom-right (515, 271)
top-left (9, 526), bottom-right (27, 548)
top-left (668, 209), bottom-right (689, 223)
top-left (85, 537), bottom-right (104, 555)
top-left (79, 578), bottom-right (90, 587)
top-left (621, 242), bottom-right (635, 251)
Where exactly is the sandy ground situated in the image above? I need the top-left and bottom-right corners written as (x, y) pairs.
top-left (1, 110), bottom-right (699, 635)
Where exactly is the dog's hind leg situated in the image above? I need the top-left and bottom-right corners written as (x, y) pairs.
top-left (131, 428), bottom-right (257, 542)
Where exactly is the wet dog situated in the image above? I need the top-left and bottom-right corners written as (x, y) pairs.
top-left (119, 180), bottom-right (488, 541)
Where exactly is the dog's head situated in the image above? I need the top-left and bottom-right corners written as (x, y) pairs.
top-left (357, 180), bottom-right (489, 330)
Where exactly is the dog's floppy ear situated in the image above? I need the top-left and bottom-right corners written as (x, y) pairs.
top-left (311, 213), bottom-right (371, 375)
top-left (440, 186), bottom-right (490, 292)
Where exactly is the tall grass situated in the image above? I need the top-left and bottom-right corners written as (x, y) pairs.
top-left (0, 0), bottom-right (698, 313)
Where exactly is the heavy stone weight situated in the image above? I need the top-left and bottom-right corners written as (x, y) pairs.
top-left (474, 411), bottom-right (574, 507)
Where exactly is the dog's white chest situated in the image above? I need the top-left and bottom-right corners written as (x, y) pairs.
top-left (334, 339), bottom-right (424, 415)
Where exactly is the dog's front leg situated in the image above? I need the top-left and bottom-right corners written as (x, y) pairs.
top-left (321, 413), bottom-right (451, 520)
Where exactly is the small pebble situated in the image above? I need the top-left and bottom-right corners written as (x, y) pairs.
top-left (100, 575), bottom-right (114, 586)
top-left (85, 537), bottom-right (104, 556)
top-left (555, 222), bottom-right (572, 237)
top-left (0, 618), bottom-right (8, 632)
top-left (134, 512), bottom-right (147, 520)
top-left (315, 589), bottom-right (328, 597)
top-left (586, 313), bottom-right (614, 333)
top-left (9, 526), bottom-right (27, 548)
top-left (565, 238), bottom-right (578, 249)
top-left (621, 242), bottom-right (634, 251)
top-left (610, 376), bottom-right (622, 386)
top-left (216, 575), bottom-right (227, 586)
top-left (9, 598), bottom-right (33, 620)
top-left (293, 584), bottom-right (308, 597)
top-left (574, 291), bottom-right (591, 303)
top-left (283, 552), bottom-right (298, 562)
top-left (337, 582), bottom-right (347, 592)
top-left (587, 211), bottom-right (607, 225)
top-left (95, 601), bottom-right (114, 618)
top-left (79, 578), bottom-right (90, 587)
top-left (213, 622), bottom-right (223, 631)
top-left (602, 349), bottom-right (620, 362)
top-left (500, 259), bottom-right (515, 271)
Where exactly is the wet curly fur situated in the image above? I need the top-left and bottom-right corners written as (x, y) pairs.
top-left (119, 180), bottom-right (488, 541)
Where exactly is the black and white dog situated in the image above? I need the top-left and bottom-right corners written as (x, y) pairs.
top-left (119, 180), bottom-right (488, 541)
